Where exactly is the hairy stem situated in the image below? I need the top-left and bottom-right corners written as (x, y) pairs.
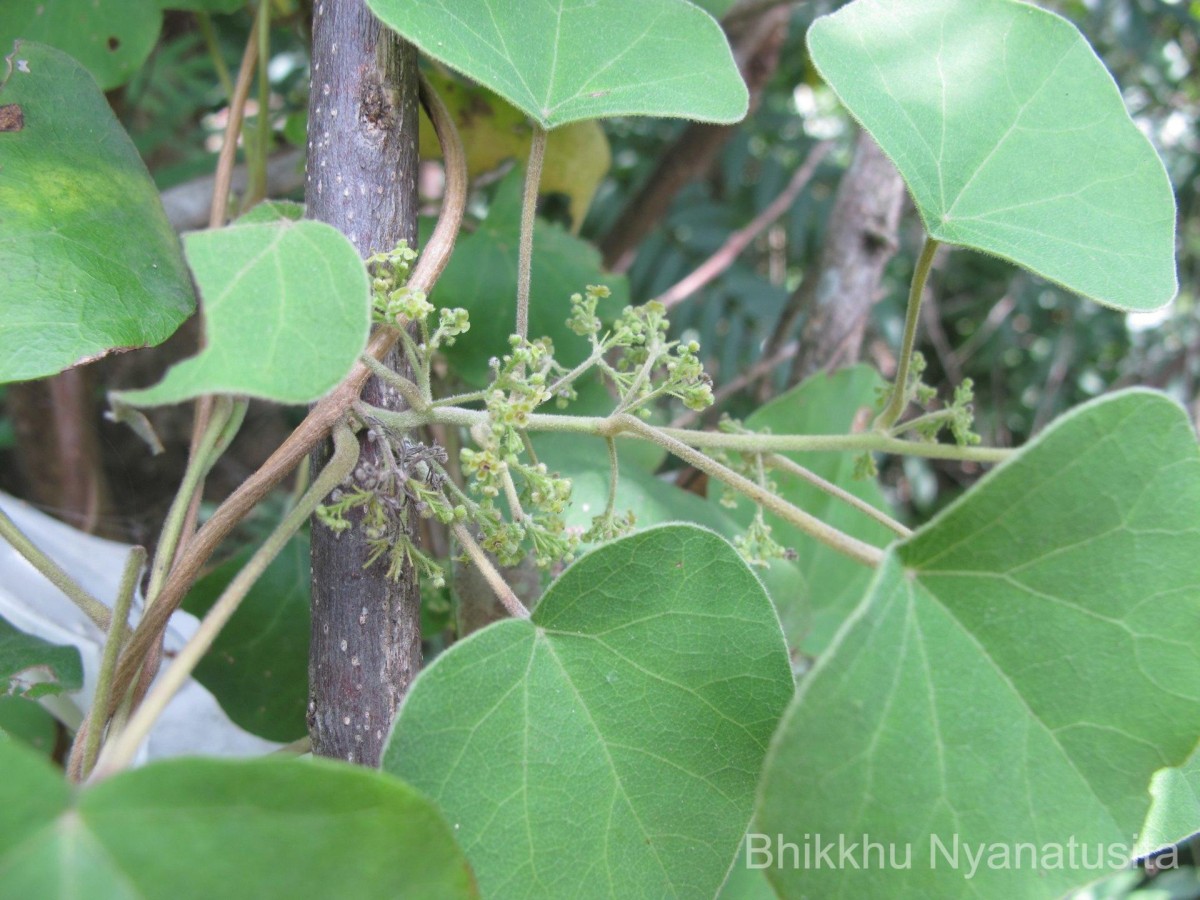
top-left (0, 506), bottom-right (111, 630)
top-left (603, 436), bottom-right (620, 522)
top-left (876, 235), bottom-right (940, 431)
top-left (452, 522), bottom-right (530, 619)
top-left (145, 398), bottom-right (241, 605)
top-left (616, 415), bottom-right (885, 568)
top-left (516, 124), bottom-right (547, 343)
top-left (69, 546), bottom-right (146, 781)
top-left (763, 453), bottom-right (911, 538)
top-left (363, 403), bottom-right (1013, 463)
top-left (91, 424), bottom-right (361, 781)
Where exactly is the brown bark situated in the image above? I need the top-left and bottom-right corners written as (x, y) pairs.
top-left (6, 369), bottom-right (112, 536)
top-left (305, 0), bottom-right (421, 765)
top-left (765, 131), bottom-right (906, 389)
top-left (598, 7), bottom-right (790, 272)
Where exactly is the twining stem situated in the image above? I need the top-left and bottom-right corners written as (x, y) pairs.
top-left (100, 72), bottom-right (467, 727)
top-left (244, 0), bottom-right (273, 209)
top-left (170, 15), bottom-right (262, 589)
top-left (209, 14), bottom-right (260, 229)
top-left (145, 397), bottom-right (244, 606)
top-left (516, 124), bottom-right (548, 343)
top-left (0, 505), bottom-right (112, 629)
top-left (763, 453), bottom-right (912, 538)
top-left (876, 234), bottom-right (940, 431)
top-left (69, 546), bottom-right (146, 782)
top-left (452, 522), bottom-right (530, 619)
top-left (360, 353), bottom-right (427, 411)
top-left (90, 423), bottom-right (361, 782)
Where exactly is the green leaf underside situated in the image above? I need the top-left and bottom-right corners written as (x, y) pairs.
top-left (182, 534), bottom-right (310, 742)
top-left (0, 42), bottom-right (194, 384)
top-left (115, 220), bottom-right (370, 406)
top-left (433, 172), bottom-right (627, 388)
top-left (384, 525), bottom-right (793, 898)
top-left (0, 742), bottom-right (478, 899)
top-left (0, 1), bottom-right (162, 91)
top-left (365, 0), bottom-right (748, 129)
top-left (1, 615), bottom-right (83, 698)
top-left (714, 366), bottom-right (898, 655)
top-left (807, 0), bottom-right (1177, 311)
top-left (757, 390), bottom-right (1200, 898)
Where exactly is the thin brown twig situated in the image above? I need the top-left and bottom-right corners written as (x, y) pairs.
top-left (659, 141), bottom-right (832, 310)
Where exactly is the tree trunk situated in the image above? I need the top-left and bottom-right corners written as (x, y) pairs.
top-left (764, 131), bottom-right (906, 389)
top-left (305, 0), bottom-right (421, 766)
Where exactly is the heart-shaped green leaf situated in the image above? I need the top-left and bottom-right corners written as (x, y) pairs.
top-left (0, 42), bottom-right (194, 384)
top-left (0, 741), bottom-right (478, 898)
top-left (1, 614), bottom-right (82, 699)
top-left (115, 220), bottom-right (370, 406)
top-left (757, 390), bottom-right (1200, 898)
top-left (365, 0), bottom-right (748, 128)
top-left (383, 524), bottom-right (793, 898)
top-left (711, 366), bottom-right (898, 656)
top-left (182, 534), bottom-right (310, 742)
top-left (432, 171), bottom-right (627, 387)
top-left (0, 1), bottom-right (162, 91)
top-left (808, 0), bottom-right (1177, 311)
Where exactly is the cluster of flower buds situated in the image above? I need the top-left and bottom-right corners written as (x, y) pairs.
top-left (367, 242), bottom-right (433, 326)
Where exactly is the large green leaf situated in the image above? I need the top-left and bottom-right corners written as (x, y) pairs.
top-left (366, 0), bottom-right (747, 129)
top-left (434, 171), bottom-right (627, 387)
top-left (712, 366), bottom-right (898, 656)
top-left (115, 220), bottom-right (370, 406)
top-left (808, 0), bottom-right (1177, 311)
top-left (1, 614), bottom-right (82, 699)
top-left (0, 42), bottom-right (194, 384)
top-left (383, 525), bottom-right (793, 898)
top-left (757, 390), bottom-right (1200, 898)
top-left (0, 1), bottom-right (161, 91)
top-left (0, 741), bottom-right (478, 899)
top-left (182, 535), bottom-right (310, 742)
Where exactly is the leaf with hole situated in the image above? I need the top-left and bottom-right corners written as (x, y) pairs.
top-left (1, 614), bottom-right (82, 699)
top-left (0, 1), bottom-right (162, 91)
top-left (366, 0), bottom-right (748, 128)
top-left (808, 0), bottom-right (1177, 310)
top-left (0, 42), bottom-right (194, 384)
top-left (383, 524), bottom-right (793, 898)
top-left (757, 390), bottom-right (1200, 898)
top-left (0, 741), bottom-right (478, 898)
top-left (114, 219), bottom-right (370, 406)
